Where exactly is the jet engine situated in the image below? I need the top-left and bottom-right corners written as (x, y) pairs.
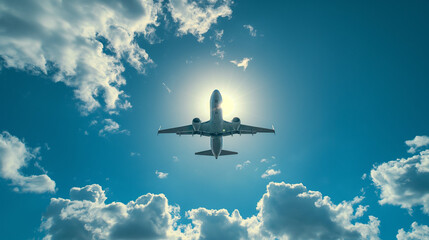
top-left (192, 118), bottom-right (201, 131)
top-left (232, 117), bottom-right (241, 130)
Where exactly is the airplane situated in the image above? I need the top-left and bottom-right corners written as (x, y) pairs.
top-left (158, 89), bottom-right (275, 158)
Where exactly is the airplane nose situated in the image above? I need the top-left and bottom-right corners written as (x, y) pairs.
top-left (211, 89), bottom-right (221, 101)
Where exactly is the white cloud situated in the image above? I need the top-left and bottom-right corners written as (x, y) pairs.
top-left (0, 131), bottom-right (55, 193)
top-left (172, 156), bottom-right (179, 162)
top-left (362, 173), bottom-right (367, 180)
top-left (168, 0), bottom-right (233, 42)
top-left (0, 0), bottom-right (163, 114)
top-left (397, 222), bottom-right (429, 240)
top-left (130, 152), bottom-right (141, 157)
top-left (261, 158), bottom-right (268, 163)
top-left (230, 57), bottom-right (252, 70)
top-left (40, 183), bottom-right (379, 239)
top-left (243, 24), bottom-right (257, 37)
top-left (98, 119), bottom-right (130, 136)
top-left (156, 170), bottom-right (169, 179)
top-left (0, 0), bottom-right (232, 115)
top-left (236, 160), bottom-right (251, 170)
top-left (162, 82), bottom-right (172, 94)
top-left (211, 44), bottom-right (225, 59)
top-left (261, 169), bottom-right (280, 178)
top-left (406, 136), bottom-right (429, 153)
top-left (214, 29), bottom-right (224, 41)
top-left (371, 140), bottom-right (429, 214)
top-left (41, 184), bottom-right (181, 240)
top-left (187, 208), bottom-right (253, 239)
top-left (257, 182), bottom-right (379, 240)
top-left (211, 30), bottom-right (225, 59)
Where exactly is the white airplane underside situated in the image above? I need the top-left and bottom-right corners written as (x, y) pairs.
top-left (158, 90), bottom-right (275, 159)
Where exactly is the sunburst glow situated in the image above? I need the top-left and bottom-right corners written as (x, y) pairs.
top-left (169, 65), bottom-right (264, 123)
top-left (220, 93), bottom-right (235, 118)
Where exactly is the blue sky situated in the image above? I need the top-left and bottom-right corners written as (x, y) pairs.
top-left (1, 0), bottom-right (429, 239)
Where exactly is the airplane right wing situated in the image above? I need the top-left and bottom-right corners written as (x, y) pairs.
top-left (158, 121), bottom-right (211, 136)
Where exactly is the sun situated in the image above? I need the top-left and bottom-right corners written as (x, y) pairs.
top-left (220, 93), bottom-right (235, 118)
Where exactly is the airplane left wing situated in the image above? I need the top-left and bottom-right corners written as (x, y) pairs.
top-left (158, 122), bottom-right (211, 136)
top-left (222, 121), bottom-right (275, 136)
top-left (239, 124), bottom-right (275, 134)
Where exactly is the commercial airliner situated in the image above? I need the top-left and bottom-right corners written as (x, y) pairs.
top-left (158, 90), bottom-right (275, 158)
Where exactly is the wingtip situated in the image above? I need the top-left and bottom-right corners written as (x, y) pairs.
top-left (157, 125), bottom-right (161, 136)
top-left (272, 124), bottom-right (276, 134)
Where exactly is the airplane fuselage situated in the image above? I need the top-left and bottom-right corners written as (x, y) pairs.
top-left (210, 90), bottom-right (223, 158)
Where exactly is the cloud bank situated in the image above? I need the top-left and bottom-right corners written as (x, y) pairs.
top-left (371, 136), bottom-right (429, 214)
top-left (0, 0), bottom-right (232, 114)
top-left (397, 222), bottom-right (429, 240)
top-left (0, 131), bottom-right (55, 193)
top-left (41, 182), bottom-right (379, 239)
top-left (41, 184), bottom-right (180, 240)
top-left (0, 0), bottom-right (162, 114)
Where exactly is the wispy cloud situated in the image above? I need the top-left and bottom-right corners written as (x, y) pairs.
top-left (261, 169), bottom-right (281, 178)
top-left (261, 158), bottom-right (268, 163)
top-left (130, 152), bottom-right (141, 157)
top-left (211, 30), bottom-right (225, 59)
top-left (98, 119), bottom-right (129, 136)
top-left (211, 43), bottom-right (225, 59)
top-left (236, 160), bottom-right (251, 170)
top-left (405, 135), bottom-right (429, 153)
top-left (243, 24), bottom-right (257, 37)
top-left (214, 29), bottom-right (224, 41)
top-left (230, 58), bottom-right (252, 70)
top-left (172, 156), bottom-right (179, 162)
top-left (155, 170), bottom-right (168, 179)
top-left (162, 82), bottom-right (172, 94)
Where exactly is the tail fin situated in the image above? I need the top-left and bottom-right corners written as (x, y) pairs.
top-left (220, 150), bottom-right (238, 156)
top-left (195, 150), bottom-right (238, 156)
top-left (195, 150), bottom-right (213, 156)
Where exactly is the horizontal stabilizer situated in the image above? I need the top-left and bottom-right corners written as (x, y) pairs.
top-left (195, 150), bottom-right (238, 156)
top-left (195, 150), bottom-right (213, 156)
top-left (220, 150), bottom-right (238, 156)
